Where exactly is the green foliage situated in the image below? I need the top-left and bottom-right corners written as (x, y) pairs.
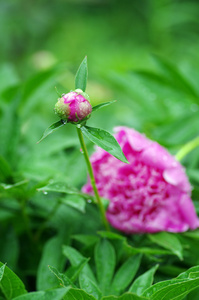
top-left (95, 239), bottom-right (116, 295)
top-left (1, 3), bottom-right (199, 297)
top-left (129, 265), bottom-right (159, 295)
top-left (12, 288), bottom-right (70, 300)
top-left (75, 57), bottom-right (88, 92)
top-left (143, 265), bottom-right (199, 300)
top-left (110, 254), bottom-right (142, 295)
top-left (36, 234), bottom-right (68, 290)
top-left (147, 232), bottom-right (183, 260)
top-left (0, 263), bottom-right (27, 299)
top-left (37, 120), bottom-right (65, 143)
top-left (81, 126), bottom-right (128, 163)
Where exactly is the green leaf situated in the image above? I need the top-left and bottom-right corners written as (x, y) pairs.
top-left (97, 232), bottom-right (171, 257)
top-left (101, 292), bottom-right (149, 300)
top-left (110, 255), bottom-right (142, 295)
top-left (129, 265), bottom-right (159, 295)
top-left (48, 265), bottom-right (76, 288)
top-left (0, 264), bottom-right (5, 281)
top-left (37, 120), bottom-right (65, 143)
top-left (81, 126), bottom-right (128, 163)
top-left (148, 232), bottom-right (183, 260)
top-left (75, 56), bottom-right (88, 92)
top-left (79, 273), bottom-right (102, 300)
top-left (0, 180), bottom-right (28, 190)
top-left (92, 101), bottom-right (116, 112)
top-left (72, 234), bottom-right (99, 247)
top-left (12, 288), bottom-right (70, 300)
top-left (177, 265), bottom-right (199, 280)
top-left (63, 287), bottom-right (97, 300)
top-left (97, 231), bottom-right (125, 241)
top-left (142, 265), bottom-right (199, 299)
top-left (36, 234), bottom-right (68, 290)
top-left (37, 181), bottom-right (92, 200)
top-left (69, 258), bottom-right (91, 283)
top-left (0, 262), bottom-right (27, 299)
top-left (95, 239), bottom-right (116, 295)
top-left (60, 195), bottom-right (86, 213)
top-left (62, 246), bottom-right (97, 284)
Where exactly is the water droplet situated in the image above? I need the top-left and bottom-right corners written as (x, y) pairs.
top-left (43, 191), bottom-right (48, 195)
top-left (61, 119), bottom-right (66, 125)
top-left (87, 199), bottom-right (92, 203)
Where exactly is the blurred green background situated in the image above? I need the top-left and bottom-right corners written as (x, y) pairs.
top-left (2, 0), bottom-right (199, 74)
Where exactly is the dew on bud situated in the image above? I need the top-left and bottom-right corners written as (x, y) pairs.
top-left (54, 91), bottom-right (92, 124)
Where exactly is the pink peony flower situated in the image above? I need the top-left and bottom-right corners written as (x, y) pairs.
top-left (54, 90), bottom-right (92, 123)
top-left (83, 126), bottom-right (199, 233)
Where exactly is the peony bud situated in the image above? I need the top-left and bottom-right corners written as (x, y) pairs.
top-left (54, 90), bottom-right (92, 123)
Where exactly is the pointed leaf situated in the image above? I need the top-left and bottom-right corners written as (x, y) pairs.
top-left (79, 273), bottom-right (102, 300)
top-left (62, 246), bottom-right (96, 284)
top-left (0, 262), bottom-right (27, 299)
top-left (12, 288), bottom-right (70, 300)
top-left (111, 255), bottom-right (142, 295)
top-left (48, 265), bottom-right (76, 288)
top-left (92, 101), bottom-right (116, 112)
top-left (129, 265), bottom-right (159, 295)
top-left (75, 57), bottom-right (88, 92)
top-left (95, 239), bottom-right (116, 295)
top-left (63, 287), bottom-right (97, 300)
top-left (177, 265), bottom-right (199, 280)
top-left (143, 265), bottom-right (199, 299)
top-left (37, 120), bottom-right (65, 143)
top-left (61, 195), bottom-right (86, 213)
top-left (37, 235), bottom-right (67, 290)
top-left (102, 292), bottom-right (149, 300)
top-left (72, 234), bottom-right (99, 247)
top-left (148, 232), bottom-right (183, 260)
top-left (81, 126), bottom-right (128, 163)
top-left (0, 264), bottom-right (6, 281)
top-left (37, 181), bottom-right (92, 200)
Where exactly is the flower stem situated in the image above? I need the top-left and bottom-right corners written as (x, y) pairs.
top-left (76, 126), bottom-right (110, 231)
top-left (175, 136), bottom-right (199, 161)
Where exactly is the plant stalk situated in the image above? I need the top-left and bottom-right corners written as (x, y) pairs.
top-left (76, 126), bottom-right (110, 231)
top-left (175, 136), bottom-right (199, 161)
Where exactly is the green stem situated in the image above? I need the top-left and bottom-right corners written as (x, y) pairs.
top-left (76, 126), bottom-right (110, 231)
top-left (175, 136), bottom-right (199, 161)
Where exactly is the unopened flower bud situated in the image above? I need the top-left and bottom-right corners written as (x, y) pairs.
top-left (54, 90), bottom-right (92, 123)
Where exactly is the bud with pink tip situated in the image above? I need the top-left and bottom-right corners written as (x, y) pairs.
top-left (54, 89), bottom-right (92, 124)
